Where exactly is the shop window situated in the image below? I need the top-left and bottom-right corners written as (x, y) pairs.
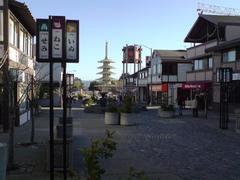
top-left (222, 49), bottom-right (236, 62)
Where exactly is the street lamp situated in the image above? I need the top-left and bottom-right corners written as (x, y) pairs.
top-left (139, 44), bottom-right (153, 106)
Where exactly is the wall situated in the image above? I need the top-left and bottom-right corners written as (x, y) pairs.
top-left (225, 25), bottom-right (240, 41)
top-left (178, 63), bottom-right (192, 82)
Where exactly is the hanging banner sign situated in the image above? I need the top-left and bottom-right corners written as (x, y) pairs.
top-left (36, 19), bottom-right (49, 62)
top-left (66, 20), bottom-right (79, 62)
top-left (52, 16), bottom-right (65, 61)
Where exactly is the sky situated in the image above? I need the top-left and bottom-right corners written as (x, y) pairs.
top-left (20, 0), bottom-right (240, 80)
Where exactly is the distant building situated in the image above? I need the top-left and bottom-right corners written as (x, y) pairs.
top-left (96, 42), bottom-right (116, 93)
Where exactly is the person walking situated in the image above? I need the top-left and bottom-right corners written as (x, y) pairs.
top-left (192, 96), bottom-right (198, 117)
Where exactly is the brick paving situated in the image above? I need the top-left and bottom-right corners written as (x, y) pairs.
top-left (1, 107), bottom-right (240, 179)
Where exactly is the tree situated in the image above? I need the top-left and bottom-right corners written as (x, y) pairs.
top-left (73, 77), bottom-right (84, 90)
top-left (88, 81), bottom-right (99, 91)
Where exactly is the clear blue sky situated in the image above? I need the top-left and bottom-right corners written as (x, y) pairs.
top-left (20, 0), bottom-right (240, 80)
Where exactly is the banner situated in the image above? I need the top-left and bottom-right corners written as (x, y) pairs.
top-left (36, 19), bottom-right (49, 62)
top-left (66, 20), bottom-right (79, 62)
top-left (51, 16), bottom-right (65, 61)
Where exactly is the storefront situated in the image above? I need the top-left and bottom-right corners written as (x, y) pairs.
top-left (149, 83), bottom-right (168, 105)
top-left (181, 82), bottom-right (212, 109)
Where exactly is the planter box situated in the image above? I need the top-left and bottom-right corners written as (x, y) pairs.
top-left (158, 108), bottom-right (175, 118)
top-left (59, 117), bottom-right (73, 124)
top-left (235, 109), bottom-right (240, 133)
top-left (120, 113), bottom-right (135, 126)
top-left (56, 124), bottom-right (73, 139)
top-left (105, 112), bottom-right (119, 125)
top-left (47, 139), bottom-right (73, 171)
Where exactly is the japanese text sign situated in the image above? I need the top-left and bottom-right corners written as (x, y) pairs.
top-left (36, 19), bottom-right (49, 62)
top-left (66, 20), bottom-right (79, 62)
top-left (51, 16), bottom-right (65, 60)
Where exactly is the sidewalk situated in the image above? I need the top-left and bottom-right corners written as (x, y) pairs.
top-left (0, 109), bottom-right (75, 180)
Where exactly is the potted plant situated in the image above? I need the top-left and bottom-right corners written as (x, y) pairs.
top-left (104, 103), bottom-right (119, 125)
top-left (158, 93), bottom-right (175, 118)
top-left (120, 96), bottom-right (135, 126)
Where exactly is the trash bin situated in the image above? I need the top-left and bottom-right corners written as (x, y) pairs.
top-left (0, 143), bottom-right (8, 180)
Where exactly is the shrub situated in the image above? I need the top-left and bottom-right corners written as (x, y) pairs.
top-left (81, 130), bottom-right (117, 180)
top-left (120, 96), bottom-right (133, 113)
top-left (161, 104), bottom-right (175, 111)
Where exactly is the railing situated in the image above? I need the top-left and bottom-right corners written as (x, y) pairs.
top-left (0, 48), bottom-right (9, 69)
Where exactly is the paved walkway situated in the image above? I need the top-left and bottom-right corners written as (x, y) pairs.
top-left (1, 108), bottom-right (240, 179)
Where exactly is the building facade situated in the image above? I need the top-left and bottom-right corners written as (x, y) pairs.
top-left (184, 14), bottom-right (240, 111)
top-left (148, 50), bottom-right (192, 105)
top-left (0, 0), bottom-right (35, 131)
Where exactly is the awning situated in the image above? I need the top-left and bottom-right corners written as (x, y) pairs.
top-left (149, 83), bottom-right (168, 92)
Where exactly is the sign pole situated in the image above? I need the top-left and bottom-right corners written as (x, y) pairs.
top-left (62, 62), bottom-right (67, 179)
top-left (49, 16), bottom-right (54, 180)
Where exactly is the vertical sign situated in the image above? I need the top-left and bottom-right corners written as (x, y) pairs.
top-left (36, 19), bottom-right (49, 62)
top-left (52, 16), bottom-right (65, 61)
top-left (0, 0), bottom-right (3, 6)
top-left (66, 20), bottom-right (79, 62)
top-left (0, 10), bottom-right (3, 41)
top-left (0, 44), bottom-right (4, 58)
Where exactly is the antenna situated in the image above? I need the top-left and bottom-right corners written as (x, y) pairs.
top-left (197, 2), bottom-right (240, 16)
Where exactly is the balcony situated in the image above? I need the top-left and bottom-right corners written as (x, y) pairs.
top-left (186, 69), bottom-right (213, 82)
top-left (186, 40), bottom-right (218, 59)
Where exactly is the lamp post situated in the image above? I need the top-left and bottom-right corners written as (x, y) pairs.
top-left (66, 73), bottom-right (74, 116)
top-left (139, 44), bottom-right (153, 106)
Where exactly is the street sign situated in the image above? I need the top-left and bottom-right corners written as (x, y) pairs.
top-left (51, 16), bottom-right (65, 61)
top-left (36, 19), bottom-right (49, 62)
top-left (66, 20), bottom-right (79, 62)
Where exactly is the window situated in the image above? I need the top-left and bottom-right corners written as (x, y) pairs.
top-left (223, 49), bottom-right (236, 62)
top-left (24, 32), bottom-right (28, 54)
top-left (0, 11), bottom-right (3, 41)
top-left (208, 57), bottom-right (213, 68)
top-left (9, 19), bottom-right (14, 45)
top-left (19, 29), bottom-right (24, 51)
top-left (194, 57), bottom-right (213, 70)
top-left (9, 18), bottom-right (18, 47)
top-left (162, 62), bottom-right (177, 75)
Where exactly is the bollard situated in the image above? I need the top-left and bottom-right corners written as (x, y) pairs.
top-left (0, 143), bottom-right (8, 180)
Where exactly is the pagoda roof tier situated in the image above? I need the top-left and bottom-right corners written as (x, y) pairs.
top-left (97, 65), bottom-right (115, 69)
top-left (98, 59), bottom-right (115, 63)
top-left (97, 71), bottom-right (115, 75)
top-left (96, 77), bottom-right (115, 81)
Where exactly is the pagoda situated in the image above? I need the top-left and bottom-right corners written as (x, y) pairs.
top-left (96, 42), bottom-right (116, 92)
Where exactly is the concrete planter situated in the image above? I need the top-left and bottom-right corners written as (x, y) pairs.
top-left (120, 113), bottom-right (135, 126)
top-left (0, 143), bottom-right (7, 180)
top-left (47, 139), bottom-right (73, 171)
top-left (56, 124), bottom-right (73, 139)
top-left (59, 117), bottom-right (73, 124)
top-left (158, 108), bottom-right (175, 118)
top-left (105, 112), bottom-right (119, 125)
top-left (234, 109), bottom-right (240, 133)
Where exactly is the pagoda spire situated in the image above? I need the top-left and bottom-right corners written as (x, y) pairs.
top-left (105, 41), bottom-right (108, 59)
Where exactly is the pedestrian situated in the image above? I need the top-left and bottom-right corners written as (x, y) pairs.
top-left (192, 96), bottom-right (198, 117)
top-left (177, 98), bottom-right (183, 116)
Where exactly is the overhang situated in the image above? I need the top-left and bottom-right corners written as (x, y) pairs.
top-left (9, 0), bottom-right (36, 36)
